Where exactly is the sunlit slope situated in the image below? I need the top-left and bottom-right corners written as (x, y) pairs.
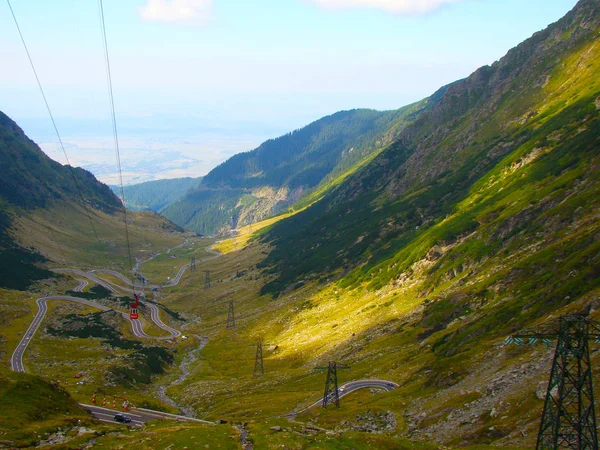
top-left (259, 0), bottom-right (600, 297)
top-left (149, 1), bottom-right (600, 446)
top-left (213, 144), bottom-right (388, 255)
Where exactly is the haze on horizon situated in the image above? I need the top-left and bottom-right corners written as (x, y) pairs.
top-left (0, 0), bottom-right (578, 185)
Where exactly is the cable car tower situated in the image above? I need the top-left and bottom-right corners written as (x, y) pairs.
top-left (506, 314), bottom-right (600, 449)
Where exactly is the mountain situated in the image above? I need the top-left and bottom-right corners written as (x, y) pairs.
top-left (111, 177), bottom-right (202, 212)
top-left (0, 112), bottom-right (123, 289)
top-left (4, 1), bottom-right (600, 447)
top-left (161, 104), bottom-right (427, 235)
top-left (0, 112), bottom-right (186, 289)
top-left (0, 112), bottom-right (120, 213)
top-left (259, 0), bottom-right (600, 298)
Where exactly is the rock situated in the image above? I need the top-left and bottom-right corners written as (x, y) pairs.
top-left (270, 426), bottom-right (282, 432)
top-left (536, 381), bottom-right (548, 400)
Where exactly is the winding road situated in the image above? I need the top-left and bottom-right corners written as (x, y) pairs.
top-left (12, 239), bottom-right (220, 372)
top-left (10, 296), bottom-right (110, 372)
top-left (9, 294), bottom-right (180, 373)
top-left (286, 379), bottom-right (399, 417)
top-left (81, 404), bottom-right (212, 426)
top-left (8, 238), bottom-right (223, 425)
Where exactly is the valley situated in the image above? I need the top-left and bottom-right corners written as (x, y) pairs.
top-left (1, 0), bottom-right (600, 448)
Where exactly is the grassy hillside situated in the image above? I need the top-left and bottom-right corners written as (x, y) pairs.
top-left (140, 0), bottom-right (600, 447)
top-left (0, 112), bottom-right (127, 289)
top-left (0, 111), bottom-right (191, 288)
top-left (0, 371), bottom-right (92, 447)
top-left (258, 0), bottom-right (600, 297)
top-left (162, 103), bottom-right (427, 235)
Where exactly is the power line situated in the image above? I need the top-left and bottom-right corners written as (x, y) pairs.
top-left (97, 0), bottom-right (134, 276)
top-left (204, 270), bottom-right (212, 289)
top-left (6, 0), bottom-right (104, 252)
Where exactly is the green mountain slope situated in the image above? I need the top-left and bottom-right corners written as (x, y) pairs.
top-left (162, 104), bottom-right (427, 235)
top-left (112, 177), bottom-right (202, 212)
top-left (259, 0), bottom-right (600, 300)
top-left (152, 2), bottom-right (600, 446)
top-left (0, 112), bottom-right (120, 213)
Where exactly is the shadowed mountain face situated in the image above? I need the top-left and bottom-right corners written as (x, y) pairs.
top-left (0, 112), bottom-right (122, 289)
top-left (258, 0), bottom-right (600, 310)
top-left (161, 105), bottom-right (428, 235)
top-left (0, 112), bottom-right (121, 213)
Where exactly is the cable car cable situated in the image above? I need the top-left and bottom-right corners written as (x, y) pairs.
top-left (6, 0), bottom-right (105, 252)
top-left (97, 0), bottom-right (135, 280)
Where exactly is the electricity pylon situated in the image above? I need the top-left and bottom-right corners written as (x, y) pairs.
top-left (507, 314), bottom-right (600, 449)
top-left (190, 257), bottom-right (196, 272)
top-left (226, 300), bottom-right (236, 329)
top-left (204, 270), bottom-right (211, 289)
top-left (314, 362), bottom-right (350, 408)
top-left (253, 339), bottom-right (264, 376)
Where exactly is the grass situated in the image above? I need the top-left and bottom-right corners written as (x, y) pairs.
top-left (0, 371), bottom-right (92, 447)
top-left (14, 202), bottom-right (188, 271)
top-left (56, 421), bottom-right (238, 449)
top-left (0, 289), bottom-right (35, 370)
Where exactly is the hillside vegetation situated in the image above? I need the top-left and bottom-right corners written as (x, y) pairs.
top-left (162, 104), bottom-right (427, 235)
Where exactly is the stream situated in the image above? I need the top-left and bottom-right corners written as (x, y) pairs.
top-left (143, 238), bottom-right (212, 416)
top-left (155, 336), bottom-right (208, 417)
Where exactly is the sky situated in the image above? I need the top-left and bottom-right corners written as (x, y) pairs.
top-left (0, 0), bottom-right (579, 184)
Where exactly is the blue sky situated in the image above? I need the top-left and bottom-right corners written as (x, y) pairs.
top-left (0, 0), bottom-right (579, 182)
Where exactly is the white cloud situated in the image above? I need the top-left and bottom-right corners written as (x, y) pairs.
top-left (138, 0), bottom-right (213, 26)
top-left (307, 0), bottom-right (465, 14)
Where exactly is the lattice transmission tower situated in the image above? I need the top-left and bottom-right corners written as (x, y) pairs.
top-left (190, 256), bottom-right (196, 272)
top-left (204, 270), bottom-right (211, 289)
top-left (507, 314), bottom-right (600, 450)
top-left (253, 339), bottom-right (264, 376)
top-left (314, 362), bottom-right (350, 408)
top-left (226, 300), bottom-right (236, 329)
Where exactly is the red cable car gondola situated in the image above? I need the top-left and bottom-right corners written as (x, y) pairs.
top-left (130, 294), bottom-right (139, 319)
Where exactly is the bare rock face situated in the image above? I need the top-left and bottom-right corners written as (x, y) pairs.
top-left (536, 381), bottom-right (548, 401)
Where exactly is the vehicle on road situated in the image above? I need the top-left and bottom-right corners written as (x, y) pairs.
top-left (114, 414), bottom-right (132, 423)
